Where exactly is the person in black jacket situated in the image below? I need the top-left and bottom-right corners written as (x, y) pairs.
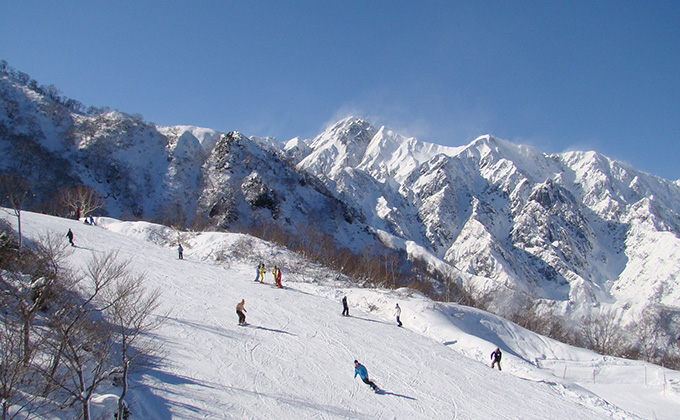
top-left (342, 296), bottom-right (349, 316)
top-left (491, 347), bottom-right (502, 371)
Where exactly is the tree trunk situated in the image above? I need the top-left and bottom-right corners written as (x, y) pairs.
top-left (16, 209), bottom-right (22, 250)
top-left (117, 359), bottom-right (129, 420)
top-left (78, 369), bottom-right (90, 420)
top-left (81, 397), bottom-right (91, 420)
top-left (22, 315), bottom-right (30, 366)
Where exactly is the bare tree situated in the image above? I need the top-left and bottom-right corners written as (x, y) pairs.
top-left (632, 305), bottom-right (663, 362)
top-left (42, 250), bottom-right (163, 420)
top-left (103, 272), bottom-right (163, 420)
top-left (47, 305), bottom-right (115, 420)
top-left (60, 185), bottom-right (103, 219)
top-left (0, 233), bottom-right (71, 366)
top-left (43, 251), bottom-right (125, 420)
top-left (0, 317), bottom-right (34, 420)
top-left (0, 175), bottom-right (30, 249)
top-left (580, 308), bottom-right (625, 355)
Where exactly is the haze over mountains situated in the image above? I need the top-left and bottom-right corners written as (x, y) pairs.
top-left (2, 62), bottom-right (680, 343)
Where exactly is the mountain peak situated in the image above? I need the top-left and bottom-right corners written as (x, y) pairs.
top-left (317, 117), bottom-right (377, 147)
top-left (296, 117), bottom-right (379, 177)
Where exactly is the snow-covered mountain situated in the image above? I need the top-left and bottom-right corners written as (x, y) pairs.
top-left (0, 70), bottom-right (376, 254)
top-left (288, 117), bottom-right (680, 327)
top-left (2, 63), bottom-right (680, 345)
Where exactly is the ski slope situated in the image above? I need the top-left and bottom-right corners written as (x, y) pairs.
top-left (6, 208), bottom-right (680, 419)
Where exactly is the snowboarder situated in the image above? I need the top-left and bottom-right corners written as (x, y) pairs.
top-left (275, 266), bottom-right (283, 288)
top-left (491, 347), bottom-right (502, 371)
top-left (354, 360), bottom-right (378, 391)
top-left (342, 296), bottom-right (350, 317)
top-left (178, 244), bottom-right (183, 259)
top-left (394, 303), bottom-right (403, 327)
top-left (66, 228), bottom-right (74, 247)
top-left (236, 299), bottom-right (247, 325)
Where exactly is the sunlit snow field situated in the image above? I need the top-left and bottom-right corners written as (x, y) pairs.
top-left (6, 208), bottom-right (680, 419)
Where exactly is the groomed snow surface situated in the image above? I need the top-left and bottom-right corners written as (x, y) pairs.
top-left (6, 209), bottom-right (680, 420)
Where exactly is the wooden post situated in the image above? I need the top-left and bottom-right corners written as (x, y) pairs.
top-left (664, 373), bottom-right (667, 396)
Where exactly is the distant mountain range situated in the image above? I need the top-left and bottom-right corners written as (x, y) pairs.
top-left (2, 63), bottom-right (680, 335)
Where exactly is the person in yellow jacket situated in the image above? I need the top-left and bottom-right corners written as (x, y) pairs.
top-left (258, 264), bottom-right (265, 283)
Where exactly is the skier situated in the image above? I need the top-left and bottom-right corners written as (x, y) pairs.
top-left (178, 244), bottom-right (183, 260)
top-left (258, 263), bottom-right (265, 283)
top-left (66, 228), bottom-right (74, 247)
top-left (272, 265), bottom-right (278, 282)
top-left (236, 299), bottom-right (247, 326)
top-left (491, 347), bottom-right (502, 371)
top-left (275, 266), bottom-right (283, 288)
top-left (342, 296), bottom-right (350, 317)
top-left (394, 303), bottom-right (403, 327)
top-left (354, 360), bottom-right (378, 391)
top-left (254, 263), bottom-right (262, 282)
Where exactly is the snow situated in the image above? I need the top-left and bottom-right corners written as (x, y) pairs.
top-left (5, 208), bottom-right (680, 419)
top-left (157, 125), bottom-right (223, 152)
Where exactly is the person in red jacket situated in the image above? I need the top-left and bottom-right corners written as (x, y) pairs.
top-left (275, 266), bottom-right (283, 288)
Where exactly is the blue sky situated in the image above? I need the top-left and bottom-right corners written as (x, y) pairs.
top-left (2, 1), bottom-right (679, 180)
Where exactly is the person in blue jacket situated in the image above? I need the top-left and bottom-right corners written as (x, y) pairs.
top-left (354, 360), bottom-right (378, 391)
